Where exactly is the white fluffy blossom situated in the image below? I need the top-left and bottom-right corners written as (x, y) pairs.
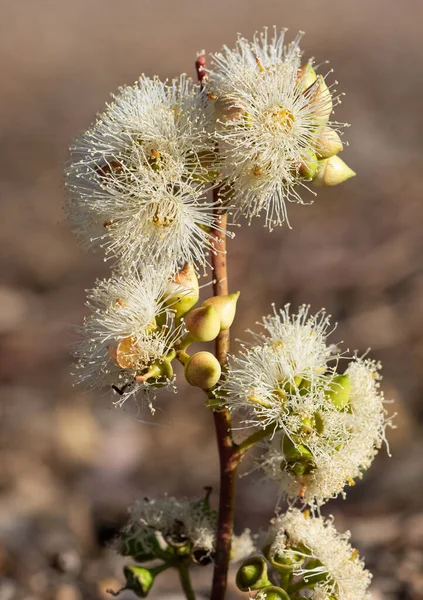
top-left (260, 357), bottom-right (390, 505)
top-left (221, 304), bottom-right (338, 429)
top-left (74, 265), bottom-right (181, 408)
top-left (208, 27), bottom-right (345, 227)
top-left (65, 74), bottom-right (222, 269)
top-left (221, 304), bottom-right (390, 504)
top-left (124, 495), bottom-right (217, 557)
top-left (119, 494), bottom-right (254, 564)
top-left (261, 508), bottom-right (372, 600)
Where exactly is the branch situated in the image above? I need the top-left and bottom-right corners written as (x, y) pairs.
top-left (210, 190), bottom-right (238, 600)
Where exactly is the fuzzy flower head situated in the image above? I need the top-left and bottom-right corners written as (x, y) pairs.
top-left (221, 305), bottom-right (391, 505)
top-left (221, 304), bottom-right (338, 430)
top-left (260, 508), bottom-right (372, 600)
top-left (208, 27), bottom-right (353, 228)
top-left (117, 491), bottom-right (254, 567)
top-left (75, 265), bottom-right (182, 408)
top-left (65, 74), bottom-right (222, 269)
top-left (260, 357), bottom-right (390, 505)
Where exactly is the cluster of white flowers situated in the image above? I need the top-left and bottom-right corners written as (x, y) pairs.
top-left (66, 28), bottom-right (354, 406)
top-left (119, 494), bottom-right (254, 564)
top-left (208, 27), bottom-right (353, 228)
top-left (221, 304), bottom-right (390, 505)
top-left (66, 74), bottom-right (221, 270)
top-left (74, 265), bottom-right (182, 407)
top-left (64, 27), bottom-right (386, 600)
top-left (260, 508), bottom-right (372, 600)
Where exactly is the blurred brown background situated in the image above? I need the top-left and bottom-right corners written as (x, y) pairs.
top-left (1, 0), bottom-right (422, 598)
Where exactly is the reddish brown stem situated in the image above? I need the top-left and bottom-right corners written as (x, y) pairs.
top-left (210, 193), bottom-right (240, 600)
top-left (194, 52), bottom-right (239, 600)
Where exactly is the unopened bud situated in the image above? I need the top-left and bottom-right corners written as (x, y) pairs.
top-left (256, 586), bottom-right (290, 600)
top-left (163, 264), bottom-right (199, 319)
top-left (327, 374), bottom-right (351, 409)
top-left (298, 149), bottom-right (318, 179)
top-left (282, 435), bottom-right (314, 476)
top-left (185, 305), bottom-right (221, 342)
top-left (307, 75), bottom-right (333, 127)
top-left (312, 155), bottom-right (355, 187)
top-left (297, 63), bottom-right (317, 92)
top-left (215, 97), bottom-right (246, 124)
top-left (202, 292), bottom-right (240, 331)
top-left (236, 557), bottom-right (271, 591)
top-left (122, 564), bottom-right (165, 597)
top-left (184, 351), bottom-right (221, 389)
top-left (316, 127), bottom-right (343, 159)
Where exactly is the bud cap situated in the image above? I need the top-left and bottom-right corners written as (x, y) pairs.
top-left (202, 292), bottom-right (240, 331)
top-left (312, 155), bottom-right (356, 187)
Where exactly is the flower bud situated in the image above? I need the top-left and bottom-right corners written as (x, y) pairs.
top-left (202, 292), bottom-right (240, 331)
top-left (282, 435), bottom-right (315, 476)
top-left (327, 374), bottom-right (351, 409)
top-left (163, 264), bottom-right (199, 319)
top-left (256, 586), bottom-right (290, 600)
top-left (316, 127), bottom-right (343, 159)
top-left (185, 305), bottom-right (221, 342)
top-left (297, 63), bottom-right (317, 92)
top-left (312, 156), bottom-right (355, 187)
top-left (236, 557), bottom-right (272, 591)
top-left (308, 75), bottom-right (333, 127)
top-left (184, 351), bottom-right (221, 389)
top-left (298, 149), bottom-right (318, 179)
top-left (122, 565), bottom-right (165, 597)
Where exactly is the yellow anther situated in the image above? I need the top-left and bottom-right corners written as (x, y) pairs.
top-left (247, 394), bottom-right (272, 409)
top-left (207, 93), bottom-right (217, 101)
top-left (255, 57), bottom-right (265, 73)
top-left (253, 166), bottom-right (262, 176)
top-left (303, 509), bottom-right (310, 520)
top-left (347, 477), bottom-right (355, 487)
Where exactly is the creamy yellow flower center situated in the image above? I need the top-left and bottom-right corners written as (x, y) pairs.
top-left (264, 106), bottom-right (295, 132)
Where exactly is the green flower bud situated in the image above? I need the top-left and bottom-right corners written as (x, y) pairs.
top-left (236, 557), bottom-right (272, 591)
top-left (202, 292), bottom-right (240, 331)
top-left (312, 156), bottom-right (356, 187)
top-left (184, 351), bottom-right (221, 389)
top-left (163, 263), bottom-right (199, 319)
top-left (316, 127), bottom-right (343, 159)
top-left (185, 305), bottom-right (221, 342)
top-left (266, 547), bottom-right (305, 574)
top-left (297, 63), bottom-right (317, 92)
top-left (327, 374), bottom-right (351, 409)
top-left (298, 149), bottom-right (318, 179)
top-left (282, 435), bottom-right (315, 476)
top-left (256, 585), bottom-right (290, 600)
top-left (306, 75), bottom-right (333, 127)
top-left (122, 564), bottom-right (167, 597)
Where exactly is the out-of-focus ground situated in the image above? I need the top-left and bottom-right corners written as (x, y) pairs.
top-left (0, 0), bottom-right (423, 598)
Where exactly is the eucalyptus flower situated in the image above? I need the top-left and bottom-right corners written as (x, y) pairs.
top-left (208, 27), bottom-right (353, 228)
top-left (65, 74), bottom-right (222, 269)
top-left (260, 357), bottom-right (390, 505)
top-left (74, 265), bottom-right (182, 408)
top-left (118, 492), bottom-right (254, 566)
top-left (221, 304), bottom-right (338, 429)
top-left (260, 508), bottom-right (372, 600)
